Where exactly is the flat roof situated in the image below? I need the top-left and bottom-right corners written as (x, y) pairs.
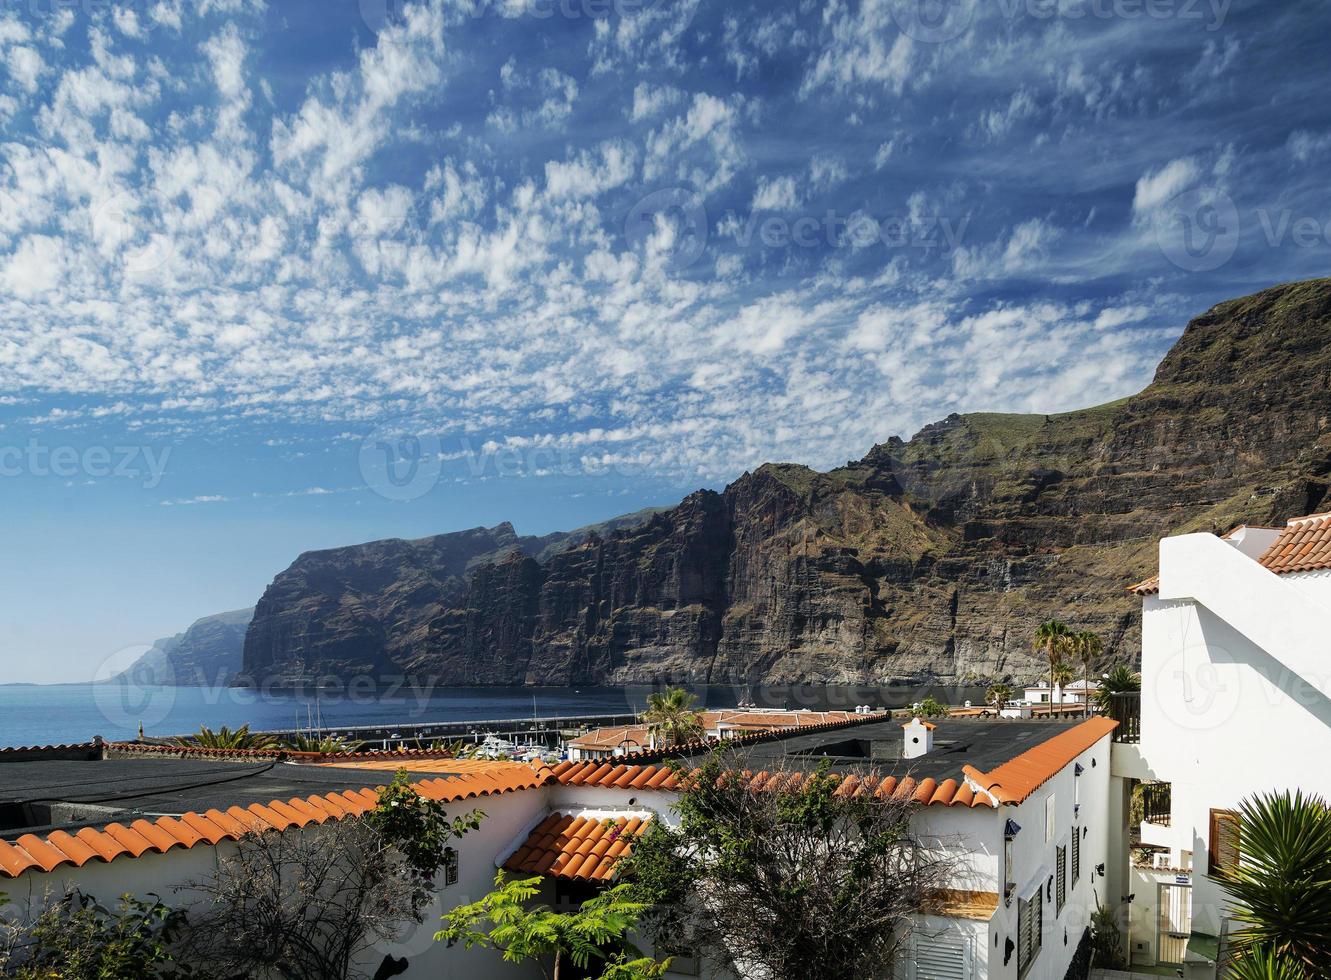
top-left (697, 717), bottom-right (1084, 783)
top-left (0, 756), bottom-right (480, 838)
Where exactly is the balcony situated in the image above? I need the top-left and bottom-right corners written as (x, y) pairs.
top-left (1107, 692), bottom-right (1140, 743)
top-left (1140, 781), bottom-right (1172, 826)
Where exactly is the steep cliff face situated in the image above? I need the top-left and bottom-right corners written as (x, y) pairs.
top-left (123, 608), bottom-right (253, 686)
top-left (242, 279), bottom-right (1331, 686)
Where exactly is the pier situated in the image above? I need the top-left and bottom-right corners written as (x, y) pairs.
top-left (245, 712), bottom-right (642, 751)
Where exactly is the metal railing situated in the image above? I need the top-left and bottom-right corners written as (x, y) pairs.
top-left (1107, 692), bottom-right (1140, 743)
top-left (1141, 781), bottom-right (1172, 826)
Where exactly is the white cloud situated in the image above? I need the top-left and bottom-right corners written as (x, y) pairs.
top-left (1132, 158), bottom-right (1200, 215)
top-left (751, 175), bottom-right (800, 211)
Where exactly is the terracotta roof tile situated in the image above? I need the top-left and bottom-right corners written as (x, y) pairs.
top-left (0, 762), bottom-right (555, 880)
top-left (503, 812), bottom-right (654, 883)
top-left (962, 717), bottom-right (1117, 805)
top-left (1259, 513), bottom-right (1331, 575)
top-left (1128, 574), bottom-right (1160, 595)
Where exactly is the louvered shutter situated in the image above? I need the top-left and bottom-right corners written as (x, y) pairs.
top-left (1018, 886), bottom-right (1043, 974)
top-left (1209, 809), bottom-right (1241, 876)
top-left (1056, 845), bottom-right (1067, 913)
top-left (912, 935), bottom-right (970, 980)
top-left (1072, 828), bottom-right (1081, 886)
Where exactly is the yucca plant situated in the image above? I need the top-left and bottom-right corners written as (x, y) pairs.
top-left (175, 723), bottom-right (281, 751)
top-left (1227, 944), bottom-right (1309, 980)
top-left (1216, 790), bottom-right (1331, 975)
top-left (985, 683), bottom-right (1013, 714)
top-left (282, 734), bottom-right (366, 754)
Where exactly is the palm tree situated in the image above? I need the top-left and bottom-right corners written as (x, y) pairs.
top-left (1216, 790), bottom-right (1331, 975)
top-left (1070, 630), bottom-right (1103, 717)
top-left (1032, 620), bottom-right (1072, 692)
top-left (1093, 665), bottom-right (1141, 714)
top-left (985, 683), bottom-right (1012, 715)
top-left (1050, 662), bottom-right (1075, 694)
top-left (175, 724), bottom-right (281, 751)
top-left (642, 687), bottom-right (704, 747)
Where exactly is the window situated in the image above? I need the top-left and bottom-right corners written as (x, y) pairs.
top-left (1055, 845), bottom-right (1067, 914)
top-left (1018, 886), bottom-right (1043, 975)
top-left (1209, 808), bottom-right (1242, 877)
top-left (1071, 827), bottom-right (1081, 887)
top-left (442, 846), bottom-right (459, 886)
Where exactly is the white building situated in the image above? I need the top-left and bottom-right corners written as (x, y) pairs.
top-left (1022, 681), bottom-right (1099, 705)
top-left (1, 715), bottom-right (1117, 980)
top-left (1116, 513), bottom-right (1331, 976)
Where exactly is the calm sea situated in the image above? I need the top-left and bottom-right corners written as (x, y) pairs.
top-left (0, 682), bottom-right (989, 749)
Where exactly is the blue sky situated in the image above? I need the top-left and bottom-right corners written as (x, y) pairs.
top-left (1, 0), bottom-right (1328, 681)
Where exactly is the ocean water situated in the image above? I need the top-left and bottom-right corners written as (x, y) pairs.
top-left (0, 681), bottom-right (990, 749)
top-left (0, 684), bottom-right (649, 749)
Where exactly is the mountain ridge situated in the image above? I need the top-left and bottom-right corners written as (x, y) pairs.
top-left (240, 278), bottom-right (1331, 688)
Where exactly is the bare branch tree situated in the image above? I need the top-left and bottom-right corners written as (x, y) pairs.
top-left (626, 754), bottom-right (960, 980)
top-left (182, 817), bottom-right (425, 980)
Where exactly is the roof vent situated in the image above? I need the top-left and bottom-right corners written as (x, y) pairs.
top-left (902, 717), bottom-right (935, 759)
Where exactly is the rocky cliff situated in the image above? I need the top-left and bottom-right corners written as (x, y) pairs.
top-left (242, 279), bottom-right (1331, 687)
top-left (124, 608), bottom-right (254, 686)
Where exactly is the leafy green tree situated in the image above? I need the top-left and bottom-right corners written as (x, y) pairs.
top-left (642, 687), bottom-right (704, 747)
top-left (8, 891), bottom-right (191, 980)
top-left (174, 723), bottom-right (281, 751)
top-left (985, 683), bottom-right (1013, 714)
top-left (1215, 790), bottom-right (1331, 976)
top-left (626, 754), bottom-right (953, 980)
top-left (366, 770), bottom-right (484, 884)
top-left (437, 873), bottom-right (669, 980)
top-left (1032, 620), bottom-right (1072, 690)
top-left (917, 695), bottom-right (949, 718)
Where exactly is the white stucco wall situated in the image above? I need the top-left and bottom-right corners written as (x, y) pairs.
top-left (1139, 533), bottom-right (1331, 940)
top-left (981, 732), bottom-right (1112, 980)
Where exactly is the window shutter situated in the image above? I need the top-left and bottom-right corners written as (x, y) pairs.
top-left (1209, 809), bottom-right (1241, 877)
top-left (1056, 846), bottom-right (1067, 913)
top-left (913, 936), bottom-right (970, 980)
top-left (1072, 828), bottom-right (1081, 887)
top-left (1018, 887), bottom-right (1043, 974)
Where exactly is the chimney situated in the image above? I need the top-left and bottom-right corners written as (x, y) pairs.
top-left (902, 717), bottom-right (935, 759)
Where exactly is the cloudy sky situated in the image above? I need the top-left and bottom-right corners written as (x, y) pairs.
top-left (1, 0), bottom-right (1327, 680)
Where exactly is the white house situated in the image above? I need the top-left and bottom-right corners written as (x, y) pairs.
top-left (1116, 513), bottom-right (1331, 976)
top-left (0, 714), bottom-right (1117, 980)
top-left (1022, 681), bottom-right (1099, 706)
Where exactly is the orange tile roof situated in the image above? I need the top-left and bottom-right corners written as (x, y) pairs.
top-left (548, 760), bottom-right (994, 807)
top-left (1259, 513), bottom-right (1331, 575)
top-left (0, 762), bottom-right (548, 880)
top-left (1129, 574), bottom-right (1160, 596)
top-left (503, 812), bottom-right (652, 882)
top-left (962, 717), bottom-right (1117, 805)
top-left (314, 758), bottom-right (513, 775)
